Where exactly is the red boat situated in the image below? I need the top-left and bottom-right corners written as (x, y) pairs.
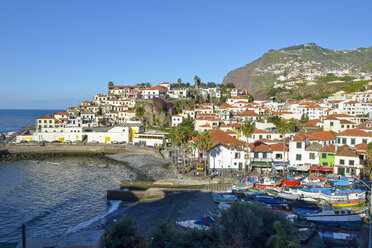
top-left (281, 179), bottom-right (300, 186)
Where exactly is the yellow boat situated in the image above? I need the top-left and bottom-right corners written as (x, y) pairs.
top-left (332, 199), bottom-right (366, 209)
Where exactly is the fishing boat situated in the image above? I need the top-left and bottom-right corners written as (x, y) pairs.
top-left (281, 179), bottom-right (300, 187)
top-left (232, 181), bottom-right (252, 191)
top-left (320, 189), bottom-right (366, 203)
top-left (297, 187), bottom-right (332, 199)
top-left (255, 177), bottom-right (276, 188)
top-left (292, 207), bottom-right (321, 214)
top-left (295, 227), bottom-right (314, 244)
top-left (254, 195), bottom-right (286, 204)
top-left (278, 191), bottom-right (299, 200)
top-left (176, 216), bottom-right (215, 230)
top-left (304, 206), bottom-right (362, 228)
top-left (332, 199), bottom-right (366, 209)
top-left (318, 231), bottom-right (358, 247)
top-left (237, 199), bottom-right (253, 205)
top-left (212, 194), bottom-right (237, 203)
top-left (266, 188), bottom-right (279, 197)
top-left (288, 199), bottom-right (319, 210)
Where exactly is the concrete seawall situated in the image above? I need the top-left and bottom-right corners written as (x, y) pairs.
top-left (1, 143), bottom-right (163, 158)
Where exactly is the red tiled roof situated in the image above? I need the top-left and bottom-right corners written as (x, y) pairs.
top-left (337, 129), bottom-right (372, 137)
top-left (336, 149), bottom-right (358, 157)
top-left (225, 130), bottom-right (236, 135)
top-left (37, 115), bottom-right (54, 120)
top-left (208, 129), bottom-right (246, 147)
top-left (248, 141), bottom-right (271, 152)
top-left (309, 131), bottom-right (336, 141)
top-left (322, 144), bottom-right (336, 153)
top-left (355, 143), bottom-right (367, 151)
top-left (292, 133), bottom-right (308, 142)
top-left (253, 129), bottom-right (270, 134)
top-left (270, 143), bottom-right (289, 151)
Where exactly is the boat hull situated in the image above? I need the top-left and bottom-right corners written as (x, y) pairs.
top-left (332, 200), bottom-right (366, 209)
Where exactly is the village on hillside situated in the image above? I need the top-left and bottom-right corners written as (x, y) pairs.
top-left (10, 79), bottom-right (372, 178)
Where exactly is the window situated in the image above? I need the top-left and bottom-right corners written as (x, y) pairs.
top-left (44, 120), bottom-right (47, 123)
top-left (341, 124), bottom-right (344, 128)
top-left (296, 142), bottom-right (302, 149)
top-left (346, 168), bottom-right (350, 173)
top-left (276, 154), bottom-right (282, 159)
top-left (309, 153), bottom-right (315, 159)
top-left (363, 139), bottom-right (368, 144)
top-left (254, 152), bottom-right (259, 158)
top-left (351, 138), bottom-right (355, 145)
top-left (322, 162), bottom-right (328, 166)
top-left (262, 152), bottom-right (267, 159)
top-left (347, 125), bottom-right (350, 128)
top-left (49, 120), bottom-right (52, 123)
top-left (296, 154), bottom-right (302, 161)
top-left (235, 153), bottom-right (241, 159)
top-left (38, 120), bottom-right (41, 123)
top-left (342, 138), bottom-right (346, 144)
top-left (340, 159), bottom-right (345, 165)
top-left (349, 160), bottom-right (354, 166)
top-left (330, 122), bottom-right (334, 126)
top-left (259, 135), bottom-right (263, 139)
top-left (337, 138), bottom-right (340, 144)
top-left (322, 153), bottom-right (327, 159)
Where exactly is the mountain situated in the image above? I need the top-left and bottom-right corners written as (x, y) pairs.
top-left (222, 43), bottom-right (372, 99)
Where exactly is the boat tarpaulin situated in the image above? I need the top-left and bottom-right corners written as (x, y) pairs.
top-left (319, 167), bottom-right (333, 172)
top-left (310, 166), bottom-right (319, 171)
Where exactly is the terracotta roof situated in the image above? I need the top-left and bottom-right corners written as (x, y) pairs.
top-left (143, 86), bottom-right (167, 92)
top-left (324, 114), bottom-right (356, 118)
top-left (248, 141), bottom-right (272, 152)
top-left (253, 129), bottom-right (270, 134)
top-left (305, 142), bottom-right (322, 152)
top-left (225, 130), bottom-right (236, 135)
top-left (344, 101), bottom-right (360, 104)
top-left (336, 149), bottom-right (358, 157)
top-left (292, 133), bottom-right (308, 142)
top-left (160, 82), bottom-right (170, 84)
top-left (208, 129), bottom-right (246, 147)
top-left (339, 119), bottom-right (355, 124)
top-left (37, 115), bottom-right (54, 120)
top-left (270, 143), bottom-right (289, 151)
top-left (200, 124), bottom-right (211, 128)
top-left (236, 111), bottom-right (259, 117)
top-left (355, 143), bottom-right (367, 151)
top-left (337, 129), bottom-right (372, 137)
top-left (54, 112), bottom-right (69, 115)
top-left (356, 120), bottom-right (372, 130)
top-left (309, 131), bottom-right (336, 141)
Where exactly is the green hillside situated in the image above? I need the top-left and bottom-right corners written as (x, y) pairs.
top-left (222, 43), bottom-right (372, 99)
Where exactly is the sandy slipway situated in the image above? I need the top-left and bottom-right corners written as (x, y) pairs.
top-left (107, 153), bottom-right (176, 180)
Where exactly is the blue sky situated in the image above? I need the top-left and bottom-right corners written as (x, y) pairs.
top-left (1, 0), bottom-right (372, 109)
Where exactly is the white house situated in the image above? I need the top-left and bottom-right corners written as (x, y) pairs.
top-left (336, 129), bottom-right (372, 146)
top-left (86, 126), bottom-right (130, 144)
top-left (209, 143), bottom-right (247, 171)
top-left (335, 148), bottom-right (362, 177)
top-left (141, 86), bottom-right (167, 99)
top-left (289, 133), bottom-right (310, 171)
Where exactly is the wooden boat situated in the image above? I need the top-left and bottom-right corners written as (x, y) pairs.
top-left (233, 181), bottom-right (252, 190)
top-left (320, 189), bottom-right (366, 204)
top-left (297, 187), bottom-right (332, 199)
top-left (295, 227), bottom-right (314, 244)
top-left (332, 199), bottom-right (366, 209)
top-left (278, 191), bottom-right (299, 200)
top-left (305, 207), bottom-right (362, 229)
top-left (292, 207), bottom-right (321, 214)
top-left (212, 194), bottom-right (237, 203)
top-left (177, 216), bottom-right (215, 230)
top-left (255, 177), bottom-right (276, 188)
top-left (248, 188), bottom-right (260, 192)
top-left (318, 231), bottom-right (358, 247)
top-left (288, 199), bottom-right (319, 210)
top-left (254, 195), bottom-right (286, 204)
top-left (282, 179), bottom-right (300, 187)
top-left (266, 188), bottom-right (279, 196)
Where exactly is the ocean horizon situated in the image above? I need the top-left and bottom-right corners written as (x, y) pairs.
top-left (0, 109), bottom-right (64, 134)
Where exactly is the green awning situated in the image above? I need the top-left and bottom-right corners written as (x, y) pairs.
top-left (252, 161), bottom-right (272, 167)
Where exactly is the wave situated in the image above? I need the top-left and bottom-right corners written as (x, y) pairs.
top-left (64, 200), bottom-right (121, 234)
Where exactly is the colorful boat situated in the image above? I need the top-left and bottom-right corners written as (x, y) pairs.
top-left (177, 216), bottom-right (215, 230)
top-left (318, 231), bottom-right (358, 247)
top-left (296, 227), bottom-right (314, 244)
top-left (304, 207), bottom-right (362, 228)
top-left (282, 179), bottom-right (300, 187)
top-left (297, 187), bottom-right (332, 199)
top-left (332, 199), bottom-right (366, 209)
top-left (254, 195), bottom-right (286, 204)
top-left (266, 188), bottom-right (279, 196)
top-left (212, 194), bottom-right (237, 203)
top-left (320, 189), bottom-right (366, 203)
top-left (278, 191), bottom-right (299, 200)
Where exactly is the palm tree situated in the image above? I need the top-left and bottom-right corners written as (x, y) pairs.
top-left (197, 131), bottom-right (213, 175)
top-left (194, 75), bottom-right (201, 90)
top-left (241, 121), bottom-right (255, 173)
top-left (276, 121), bottom-right (291, 174)
top-left (108, 81), bottom-right (114, 87)
top-left (177, 78), bottom-right (182, 88)
top-left (135, 106), bottom-right (145, 124)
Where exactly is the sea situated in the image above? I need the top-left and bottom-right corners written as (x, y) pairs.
top-left (0, 109), bottom-right (127, 242)
top-left (0, 109), bottom-right (64, 134)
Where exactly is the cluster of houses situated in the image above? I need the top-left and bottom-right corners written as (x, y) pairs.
top-left (15, 81), bottom-right (372, 177)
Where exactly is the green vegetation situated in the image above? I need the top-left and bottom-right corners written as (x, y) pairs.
top-left (225, 82), bottom-right (236, 88)
top-left (106, 203), bottom-right (298, 248)
top-left (361, 63), bottom-right (372, 72)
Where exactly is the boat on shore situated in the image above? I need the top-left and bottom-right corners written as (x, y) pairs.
top-left (304, 207), bottom-right (362, 229)
top-left (332, 199), bottom-right (366, 209)
top-left (177, 216), bottom-right (215, 230)
top-left (318, 231), bottom-right (358, 247)
top-left (212, 194), bottom-right (237, 203)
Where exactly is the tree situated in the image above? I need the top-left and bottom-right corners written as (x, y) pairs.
top-left (300, 114), bottom-right (309, 123)
top-left (196, 131), bottom-right (213, 175)
top-left (194, 75), bottom-right (201, 89)
top-left (266, 220), bottom-right (300, 248)
top-left (177, 78), bottom-right (182, 87)
top-left (364, 142), bottom-right (372, 179)
top-left (276, 121), bottom-right (293, 173)
top-left (241, 121), bottom-right (256, 172)
top-left (246, 93), bottom-right (254, 102)
top-left (225, 82), bottom-right (236, 88)
top-left (104, 215), bottom-right (146, 248)
top-left (135, 106), bottom-right (145, 124)
top-left (98, 117), bottom-right (106, 126)
top-left (176, 118), bottom-right (195, 165)
top-left (108, 81), bottom-right (114, 87)
top-left (268, 115), bottom-right (281, 127)
top-left (207, 82), bottom-right (217, 88)
top-left (146, 82), bottom-right (151, 88)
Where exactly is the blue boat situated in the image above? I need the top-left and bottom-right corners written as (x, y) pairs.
top-left (305, 207), bottom-right (362, 229)
top-left (254, 195), bottom-right (286, 204)
top-left (212, 194), bottom-right (237, 203)
top-left (292, 207), bottom-right (321, 214)
top-left (319, 231), bottom-right (358, 247)
top-left (237, 199), bottom-right (253, 205)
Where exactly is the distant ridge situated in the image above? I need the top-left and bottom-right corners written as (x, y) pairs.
top-left (222, 43), bottom-right (372, 98)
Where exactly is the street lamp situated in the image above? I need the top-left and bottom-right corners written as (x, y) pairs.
top-left (353, 177), bottom-right (372, 248)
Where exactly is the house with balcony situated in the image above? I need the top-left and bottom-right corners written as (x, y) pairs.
top-left (248, 141), bottom-right (273, 171)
